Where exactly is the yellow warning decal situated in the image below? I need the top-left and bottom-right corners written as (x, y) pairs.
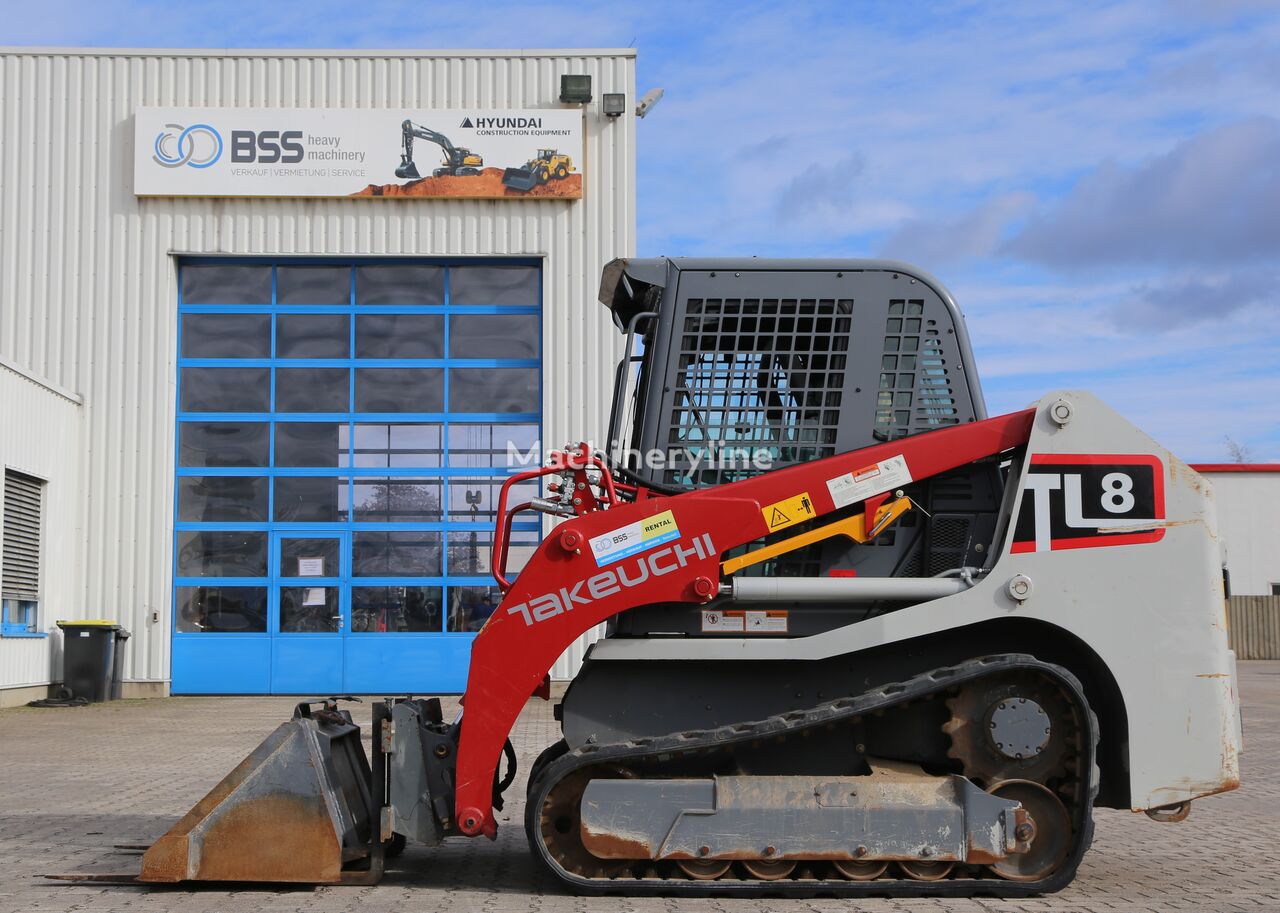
top-left (761, 491), bottom-right (816, 532)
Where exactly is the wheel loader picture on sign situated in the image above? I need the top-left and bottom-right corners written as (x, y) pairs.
top-left (56, 259), bottom-right (1242, 897)
top-left (501, 148), bottom-right (576, 192)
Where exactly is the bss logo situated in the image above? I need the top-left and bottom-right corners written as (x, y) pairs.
top-left (230, 130), bottom-right (304, 164)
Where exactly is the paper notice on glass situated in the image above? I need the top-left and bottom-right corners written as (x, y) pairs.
top-left (298, 557), bottom-right (325, 577)
top-left (303, 587), bottom-right (327, 606)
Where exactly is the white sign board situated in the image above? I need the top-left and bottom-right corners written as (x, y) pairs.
top-left (297, 557), bottom-right (325, 577)
top-left (134, 107), bottom-right (584, 199)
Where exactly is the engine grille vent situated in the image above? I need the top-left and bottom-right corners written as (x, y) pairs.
top-left (926, 515), bottom-right (972, 576)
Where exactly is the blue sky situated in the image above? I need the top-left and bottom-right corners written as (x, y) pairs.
top-left (9, 0), bottom-right (1279, 461)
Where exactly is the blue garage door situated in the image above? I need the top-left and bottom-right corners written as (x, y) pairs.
top-left (172, 259), bottom-right (542, 694)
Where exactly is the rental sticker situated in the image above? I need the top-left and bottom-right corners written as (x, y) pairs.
top-left (589, 509), bottom-right (681, 566)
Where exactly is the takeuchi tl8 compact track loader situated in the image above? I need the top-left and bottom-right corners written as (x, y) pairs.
top-left (73, 259), bottom-right (1243, 897)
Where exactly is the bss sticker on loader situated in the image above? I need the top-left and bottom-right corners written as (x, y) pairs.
top-left (1011, 454), bottom-right (1165, 553)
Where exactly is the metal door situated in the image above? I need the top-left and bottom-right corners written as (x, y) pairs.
top-left (270, 531), bottom-right (348, 694)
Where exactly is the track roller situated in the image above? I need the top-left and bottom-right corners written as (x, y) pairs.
top-left (740, 859), bottom-right (796, 880)
top-left (677, 860), bottom-right (731, 880)
top-left (898, 860), bottom-right (954, 881)
top-left (832, 859), bottom-right (889, 880)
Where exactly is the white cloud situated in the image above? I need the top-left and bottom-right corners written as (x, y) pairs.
top-left (1120, 271), bottom-right (1280, 328)
top-left (1006, 118), bottom-right (1280, 268)
top-left (880, 192), bottom-right (1035, 264)
top-left (958, 276), bottom-right (1280, 461)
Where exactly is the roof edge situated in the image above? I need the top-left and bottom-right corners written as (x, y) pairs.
top-left (1189, 464), bottom-right (1280, 473)
top-left (0, 46), bottom-right (637, 59)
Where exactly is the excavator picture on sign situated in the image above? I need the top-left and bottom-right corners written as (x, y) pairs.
top-left (354, 119), bottom-right (582, 198)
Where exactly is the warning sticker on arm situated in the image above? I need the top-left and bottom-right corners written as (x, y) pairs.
top-left (761, 492), bottom-right (816, 532)
top-left (826, 455), bottom-right (913, 508)
top-left (701, 609), bottom-right (788, 634)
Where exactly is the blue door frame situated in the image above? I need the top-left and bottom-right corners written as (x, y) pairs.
top-left (269, 530), bottom-right (347, 694)
top-left (171, 258), bottom-right (542, 696)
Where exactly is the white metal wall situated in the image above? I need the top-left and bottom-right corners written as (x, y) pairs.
top-left (1198, 471), bottom-right (1280, 596)
top-left (0, 365), bottom-right (83, 689)
top-left (0, 48), bottom-right (636, 688)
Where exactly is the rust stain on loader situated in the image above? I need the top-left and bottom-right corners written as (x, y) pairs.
top-left (143, 795), bottom-right (342, 883)
top-left (579, 826), bottom-right (652, 860)
top-left (139, 720), bottom-right (347, 884)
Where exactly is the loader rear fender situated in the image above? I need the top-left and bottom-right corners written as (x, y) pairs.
top-left (931, 618), bottom-right (1130, 808)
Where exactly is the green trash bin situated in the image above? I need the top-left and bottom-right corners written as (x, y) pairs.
top-left (56, 620), bottom-right (121, 702)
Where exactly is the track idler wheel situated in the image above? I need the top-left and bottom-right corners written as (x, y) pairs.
top-left (539, 766), bottom-right (633, 879)
top-left (985, 779), bottom-right (1072, 881)
top-left (832, 859), bottom-right (889, 880)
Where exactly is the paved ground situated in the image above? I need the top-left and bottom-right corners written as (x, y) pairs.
top-left (2, 663), bottom-right (1277, 913)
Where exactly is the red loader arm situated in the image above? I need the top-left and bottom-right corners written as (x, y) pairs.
top-left (453, 408), bottom-right (1036, 837)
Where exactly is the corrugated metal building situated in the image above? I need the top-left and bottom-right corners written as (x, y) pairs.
top-left (0, 47), bottom-right (636, 705)
top-left (1190, 465), bottom-right (1280, 596)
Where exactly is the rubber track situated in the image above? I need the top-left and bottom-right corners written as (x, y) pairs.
top-left (526, 653), bottom-right (1098, 897)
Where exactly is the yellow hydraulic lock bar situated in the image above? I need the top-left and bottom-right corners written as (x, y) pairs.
top-left (721, 496), bottom-right (913, 577)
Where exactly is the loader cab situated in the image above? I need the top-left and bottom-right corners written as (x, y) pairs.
top-left (598, 258), bottom-right (1005, 630)
top-left (601, 258), bottom-right (988, 487)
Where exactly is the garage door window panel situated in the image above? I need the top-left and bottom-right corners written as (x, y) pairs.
top-left (181, 368), bottom-right (271, 413)
top-left (177, 476), bottom-right (268, 522)
top-left (182, 264), bottom-right (272, 305)
top-left (449, 477), bottom-right (540, 523)
top-left (175, 586), bottom-right (268, 633)
top-left (448, 585), bottom-right (504, 632)
top-left (277, 265), bottom-right (352, 305)
top-left (280, 587), bottom-right (340, 633)
top-left (353, 478), bottom-right (442, 522)
top-left (353, 531), bottom-right (443, 577)
top-left (356, 264), bottom-right (445, 305)
top-left (176, 531), bottom-right (268, 578)
top-left (351, 586), bottom-right (443, 633)
top-left (275, 423), bottom-right (346, 467)
top-left (276, 314), bottom-right (350, 358)
top-left (280, 538), bottom-right (342, 578)
top-left (276, 368), bottom-right (350, 413)
top-left (356, 368), bottom-right (444, 413)
top-left (449, 265), bottom-right (538, 306)
top-left (180, 422), bottom-right (269, 467)
top-left (274, 476), bottom-right (350, 523)
top-left (449, 367), bottom-right (538, 414)
top-left (448, 423), bottom-right (539, 469)
top-left (448, 529), bottom-right (538, 576)
top-left (352, 424), bottom-right (442, 468)
top-left (450, 313), bottom-right (539, 359)
top-left (356, 314), bottom-right (444, 358)
top-left (182, 313), bottom-right (271, 358)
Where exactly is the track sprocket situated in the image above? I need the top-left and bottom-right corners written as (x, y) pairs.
top-left (942, 671), bottom-right (1077, 786)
